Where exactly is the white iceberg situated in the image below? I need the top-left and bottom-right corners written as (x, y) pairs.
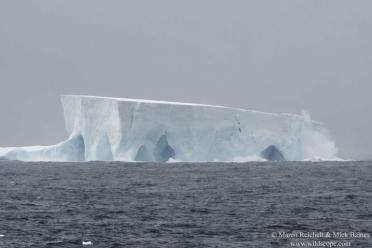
top-left (0, 95), bottom-right (338, 162)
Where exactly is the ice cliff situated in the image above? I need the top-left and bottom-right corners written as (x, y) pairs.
top-left (0, 95), bottom-right (338, 162)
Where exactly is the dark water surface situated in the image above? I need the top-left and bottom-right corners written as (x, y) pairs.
top-left (0, 161), bottom-right (371, 247)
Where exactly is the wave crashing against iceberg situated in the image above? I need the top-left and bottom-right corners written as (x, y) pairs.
top-left (0, 95), bottom-right (338, 162)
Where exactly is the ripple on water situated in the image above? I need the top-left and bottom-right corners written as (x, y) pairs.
top-left (0, 161), bottom-right (370, 247)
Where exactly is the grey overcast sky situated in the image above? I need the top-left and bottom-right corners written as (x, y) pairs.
top-left (0, 1), bottom-right (371, 159)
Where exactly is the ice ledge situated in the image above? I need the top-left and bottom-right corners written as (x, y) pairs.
top-left (61, 94), bottom-right (318, 122)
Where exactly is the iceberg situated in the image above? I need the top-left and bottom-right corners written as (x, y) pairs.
top-left (0, 95), bottom-right (338, 162)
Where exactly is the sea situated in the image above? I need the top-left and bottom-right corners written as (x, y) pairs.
top-left (0, 161), bottom-right (371, 248)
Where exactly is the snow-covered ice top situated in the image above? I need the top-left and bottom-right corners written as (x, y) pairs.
top-left (0, 95), bottom-right (338, 162)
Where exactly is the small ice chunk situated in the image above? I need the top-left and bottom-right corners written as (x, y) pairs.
top-left (82, 241), bottom-right (93, 246)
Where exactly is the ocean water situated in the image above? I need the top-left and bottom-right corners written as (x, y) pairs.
top-left (0, 161), bottom-right (371, 248)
